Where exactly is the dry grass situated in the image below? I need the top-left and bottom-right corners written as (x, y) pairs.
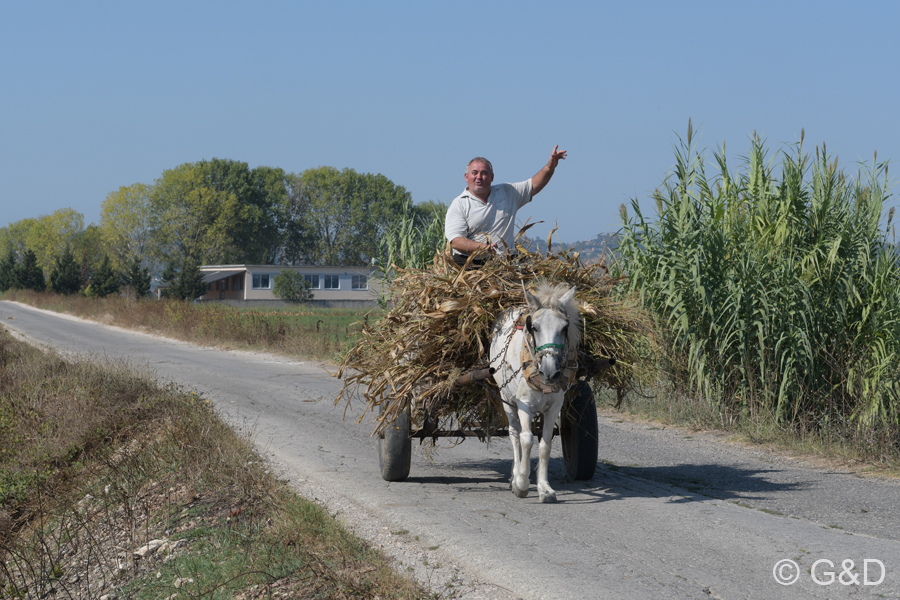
top-left (2, 290), bottom-right (371, 361)
top-left (0, 327), bottom-right (433, 599)
top-left (337, 237), bottom-right (657, 435)
top-left (614, 386), bottom-right (900, 474)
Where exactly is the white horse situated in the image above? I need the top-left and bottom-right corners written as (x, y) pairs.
top-left (490, 283), bottom-right (580, 503)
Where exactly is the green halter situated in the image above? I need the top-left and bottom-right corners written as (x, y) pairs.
top-left (534, 342), bottom-right (566, 353)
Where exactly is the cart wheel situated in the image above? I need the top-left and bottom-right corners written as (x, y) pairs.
top-left (561, 382), bottom-right (598, 480)
top-left (378, 404), bottom-right (411, 482)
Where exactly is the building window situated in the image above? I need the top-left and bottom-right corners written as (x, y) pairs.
top-left (304, 274), bottom-right (320, 289)
top-left (252, 274), bottom-right (271, 289)
top-left (232, 275), bottom-right (243, 290)
top-left (324, 275), bottom-right (339, 290)
top-left (352, 275), bottom-right (368, 290)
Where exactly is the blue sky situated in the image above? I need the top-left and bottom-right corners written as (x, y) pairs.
top-left (2, 1), bottom-right (897, 243)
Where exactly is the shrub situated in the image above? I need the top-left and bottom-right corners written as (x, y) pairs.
top-left (272, 269), bottom-right (313, 302)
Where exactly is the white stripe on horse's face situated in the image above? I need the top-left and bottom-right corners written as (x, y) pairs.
top-left (529, 308), bottom-right (569, 384)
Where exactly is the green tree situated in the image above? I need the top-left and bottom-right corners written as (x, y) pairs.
top-left (18, 249), bottom-right (45, 292)
top-left (273, 269), bottom-right (313, 302)
top-left (88, 255), bottom-right (121, 297)
top-left (411, 200), bottom-right (448, 223)
top-left (161, 258), bottom-right (207, 301)
top-left (0, 248), bottom-right (21, 292)
top-left (0, 219), bottom-right (36, 257)
top-left (49, 246), bottom-right (83, 295)
top-left (280, 174), bottom-right (316, 265)
top-left (151, 162), bottom-right (240, 266)
top-left (287, 167), bottom-right (410, 265)
top-left (100, 183), bottom-right (155, 270)
top-left (73, 224), bottom-right (104, 284)
top-left (122, 256), bottom-right (152, 298)
top-left (26, 208), bottom-right (85, 276)
top-left (150, 159), bottom-right (292, 267)
top-left (226, 163), bottom-right (291, 264)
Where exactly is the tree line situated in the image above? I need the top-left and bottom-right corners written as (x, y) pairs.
top-left (0, 159), bottom-right (445, 298)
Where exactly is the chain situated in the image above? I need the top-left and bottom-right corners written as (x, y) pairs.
top-left (491, 305), bottom-right (575, 400)
top-left (493, 311), bottom-right (526, 397)
top-left (497, 362), bottom-right (524, 393)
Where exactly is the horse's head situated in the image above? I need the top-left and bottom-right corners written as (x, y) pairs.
top-left (523, 284), bottom-right (579, 386)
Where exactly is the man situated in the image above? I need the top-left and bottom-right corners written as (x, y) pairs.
top-left (444, 146), bottom-right (567, 267)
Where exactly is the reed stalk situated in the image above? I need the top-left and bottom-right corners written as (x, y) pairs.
top-left (620, 122), bottom-right (899, 434)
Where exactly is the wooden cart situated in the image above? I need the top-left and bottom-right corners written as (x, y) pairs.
top-left (377, 355), bottom-right (615, 482)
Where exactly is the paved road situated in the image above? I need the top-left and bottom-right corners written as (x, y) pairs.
top-left (2, 300), bottom-right (899, 599)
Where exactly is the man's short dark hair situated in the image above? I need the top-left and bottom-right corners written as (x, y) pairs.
top-left (466, 157), bottom-right (493, 175)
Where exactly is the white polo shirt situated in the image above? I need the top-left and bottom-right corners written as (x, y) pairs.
top-left (444, 179), bottom-right (533, 255)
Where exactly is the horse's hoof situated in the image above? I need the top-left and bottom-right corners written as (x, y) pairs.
top-left (539, 491), bottom-right (558, 504)
top-left (512, 477), bottom-right (529, 498)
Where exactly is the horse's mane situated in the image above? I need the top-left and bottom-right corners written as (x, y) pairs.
top-left (531, 282), bottom-right (582, 350)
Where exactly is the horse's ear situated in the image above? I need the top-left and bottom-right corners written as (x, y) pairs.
top-left (524, 289), bottom-right (540, 311)
top-left (560, 286), bottom-right (577, 307)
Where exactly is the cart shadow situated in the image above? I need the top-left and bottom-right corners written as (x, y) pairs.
top-left (405, 458), bottom-right (513, 486)
top-left (405, 456), bottom-right (809, 504)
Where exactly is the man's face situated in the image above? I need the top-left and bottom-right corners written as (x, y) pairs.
top-left (464, 161), bottom-right (494, 200)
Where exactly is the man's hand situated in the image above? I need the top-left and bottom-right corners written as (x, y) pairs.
top-left (548, 145), bottom-right (567, 169)
top-left (532, 144), bottom-right (567, 195)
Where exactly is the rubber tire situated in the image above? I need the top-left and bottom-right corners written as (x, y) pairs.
top-left (378, 405), bottom-right (411, 482)
top-left (561, 382), bottom-right (599, 480)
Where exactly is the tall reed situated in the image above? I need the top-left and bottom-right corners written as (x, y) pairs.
top-left (619, 122), bottom-right (899, 433)
top-left (374, 201), bottom-right (446, 278)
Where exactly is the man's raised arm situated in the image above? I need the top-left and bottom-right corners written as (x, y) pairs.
top-left (531, 145), bottom-right (567, 195)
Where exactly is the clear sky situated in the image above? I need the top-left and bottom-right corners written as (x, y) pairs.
top-left (2, 1), bottom-right (897, 243)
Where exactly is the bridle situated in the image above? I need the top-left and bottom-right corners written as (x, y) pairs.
top-left (504, 307), bottom-right (578, 395)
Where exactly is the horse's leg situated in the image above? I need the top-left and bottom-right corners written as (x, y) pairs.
top-left (503, 403), bottom-right (527, 498)
top-left (536, 396), bottom-right (564, 503)
top-left (511, 403), bottom-right (535, 498)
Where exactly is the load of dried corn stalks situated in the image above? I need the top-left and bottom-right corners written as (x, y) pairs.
top-left (336, 231), bottom-right (655, 438)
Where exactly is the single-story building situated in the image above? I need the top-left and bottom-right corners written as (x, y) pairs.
top-left (196, 264), bottom-right (382, 307)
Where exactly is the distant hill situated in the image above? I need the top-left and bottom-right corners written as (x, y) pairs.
top-left (519, 232), bottom-right (619, 264)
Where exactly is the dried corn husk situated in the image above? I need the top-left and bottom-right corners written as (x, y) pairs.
top-left (336, 231), bottom-right (655, 437)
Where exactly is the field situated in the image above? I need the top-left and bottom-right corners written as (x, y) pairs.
top-left (1, 290), bottom-right (378, 361)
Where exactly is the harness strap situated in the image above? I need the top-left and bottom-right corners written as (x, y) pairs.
top-left (507, 311), bottom-right (578, 395)
top-left (519, 339), bottom-right (578, 394)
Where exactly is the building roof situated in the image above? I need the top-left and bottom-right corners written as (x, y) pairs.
top-left (199, 264), bottom-right (374, 270)
top-left (201, 268), bottom-right (246, 284)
